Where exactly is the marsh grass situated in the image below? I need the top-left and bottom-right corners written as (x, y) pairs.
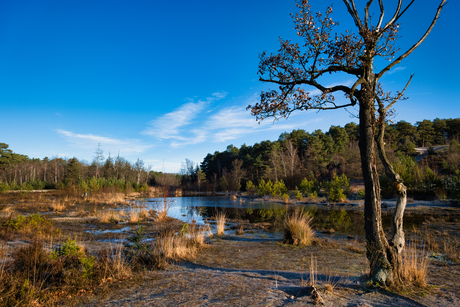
top-left (96, 210), bottom-right (122, 223)
top-left (187, 223), bottom-right (212, 246)
top-left (424, 229), bottom-right (460, 264)
top-left (323, 270), bottom-right (342, 293)
top-left (156, 189), bottom-right (172, 222)
top-left (283, 210), bottom-right (314, 246)
top-left (216, 212), bottom-right (226, 236)
top-left (139, 210), bottom-right (150, 221)
top-left (128, 210), bottom-right (140, 223)
top-left (50, 199), bottom-right (66, 211)
top-left (400, 240), bottom-right (429, 289)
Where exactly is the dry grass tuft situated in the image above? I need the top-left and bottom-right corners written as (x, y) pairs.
top-left (400, 241), bottom-right (428, 288)
top-left (99, 246), bottom-right (132, 280)
top-left (235, 225), bottom-right (244, 235)
top-left (188, 224), bottom-right (212, 246)
top-left (128, 211), bottom-right (140, 223)
top-left (50, 199), bottom-right (66, 212)
top-left (97, 210), bottom-right (121, 223)
top-left (155, 235), bottom-right (195, 259)
top-left (216, 212), bottom-right (226, 236)
top-left (283, 210), bottom-right (314, 246)
top-left (139, 210), bottom-right (150, 221)
top-left (156, 196), bottom-right (172, 222)
top-left (323, 271), bottom-right (342, 293)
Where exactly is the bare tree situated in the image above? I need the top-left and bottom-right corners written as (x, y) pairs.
top-left (283, 140), bottom-right (299, 185)
top-left (135, 158), bottom-right (144, 185)
top-left (248, 0), bottom-right (446, 285)
top-left (94, 143), bottom-right (104, 179)
top-left (269, 143), bottom-right (282, 182)
top-left (230, 159), bottom-right (246, 191)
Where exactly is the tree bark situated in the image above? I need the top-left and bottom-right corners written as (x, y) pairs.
top-left (359, 99), bottom-right (392, 284)
top-left (376, 112), bottom-right (408, 284)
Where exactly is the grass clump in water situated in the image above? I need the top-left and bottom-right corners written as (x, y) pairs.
top-left (216, 212), bottom-right (226, 236)
top-left (283, 209), bottom-right (314, 246)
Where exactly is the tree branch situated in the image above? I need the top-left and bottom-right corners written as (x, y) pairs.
top-left (308, 102), bottom-right (355, 110)
top-left (343, 0), bottom-right (364, 32)
top-left (259, 77), bottom-right (352, 95)
top-left (364, 0), bottom-right (374, 29)
top-left (382, 0), bottom-right (403, 31)
top-left (376, 0), bottom-right (385, 30)
top-left (384, 75), bottom-right (413, 113)
top-left (377, 0), bottom-right (446, 80)
top-left (392, 0), bottom-right (416, 25)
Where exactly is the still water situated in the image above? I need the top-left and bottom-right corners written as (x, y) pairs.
top-left (134, 196), bottom-right (427, 237)
top-left (140, 196), bottom-right (292, 224)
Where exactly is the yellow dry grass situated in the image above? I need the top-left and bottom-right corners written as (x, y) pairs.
top-left (400, 241), bottom-right (428, 288)
top-left (139, 210), bottom-right (150, 221)
top-left (128, 211), bottom-right (140, 223)
top-left (96, 210), bottom-right (122, 223)
top-left (216, 212), bottom-right (226, 236)
top-left (283, 210), bottom-right (315, 246)
top-left (50, 200), bottom-right (66, 212)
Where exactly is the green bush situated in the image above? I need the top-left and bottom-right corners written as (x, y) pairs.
top-left (51, 238), bottom-right (82, 259)
top-left (449, 174), bottom-right (460, 201)
top-left (299, 178), bottom-right (318, 195)
top-left (3, 214), bottom-right (56, 235)
top-left (308, 190), bottom-right (318, 199)
top-left (357, 189), bottom-right (365, 199)
top-left (124, 224), bottom-right (150, 260)
top-left (245, 180), bottom-right (256, 194)
top-left (282, 193), bottom-right (290, 203)
top-left (324, 174), bottom-right (350, 202)
top-left (296, 190), bottom-right (303, 200)
top-left (0, 181), bottom-right (10, 191)
top-left (273, 180), bottom-right (288, 196)
top-left (257, 179), bottom-right (273, 196)
top-left (51, 238), bottom-right (95, 279)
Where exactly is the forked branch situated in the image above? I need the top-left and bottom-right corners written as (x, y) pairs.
top-left (377, 0), bottom-right (447, 79)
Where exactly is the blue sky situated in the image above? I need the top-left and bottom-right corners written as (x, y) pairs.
top-left (1, 0), bottom-right (458, 172)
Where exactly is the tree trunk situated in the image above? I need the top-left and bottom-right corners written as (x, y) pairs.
top-left (376, 111), bottom-right (408, 284)
top-left (358, 98), bottom-right (392, 285)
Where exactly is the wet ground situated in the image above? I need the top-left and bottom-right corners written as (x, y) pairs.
top-left (1, 192), bottom-right (460, 306)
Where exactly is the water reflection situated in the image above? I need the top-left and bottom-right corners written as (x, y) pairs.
top-left (133, 196), bottom-right (427, 237)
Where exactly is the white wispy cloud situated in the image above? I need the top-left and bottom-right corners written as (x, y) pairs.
top-left (387, 66), bottom-right (406, 75)
top-left (144, 90), bottom-right (335, 148)
top-left (56, 129), bottom-right (152, 155)
top-left (143, 92), bottom-right (227, 139)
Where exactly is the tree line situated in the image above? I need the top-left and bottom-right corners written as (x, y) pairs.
top-left (0, 143), bottom-right (180, 192)
top-left (1, 117), bottom-right (460, 197)
top-left (198, 118), bottom-right (460, 199)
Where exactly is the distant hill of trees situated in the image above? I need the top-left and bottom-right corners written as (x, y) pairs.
top-left (197, 118), bottom-right (460, 199)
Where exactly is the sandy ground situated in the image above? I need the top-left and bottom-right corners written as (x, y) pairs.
top-left (1, 192), bottom-right (460, 306)
top-left (75, 234), bottom-right (460, 307)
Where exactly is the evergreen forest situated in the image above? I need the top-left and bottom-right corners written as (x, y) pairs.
top-left (1, 118), bottom-right (460, 200)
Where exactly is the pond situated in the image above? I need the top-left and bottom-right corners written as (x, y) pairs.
top-left (131, 196), bottom-right (428, 238)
